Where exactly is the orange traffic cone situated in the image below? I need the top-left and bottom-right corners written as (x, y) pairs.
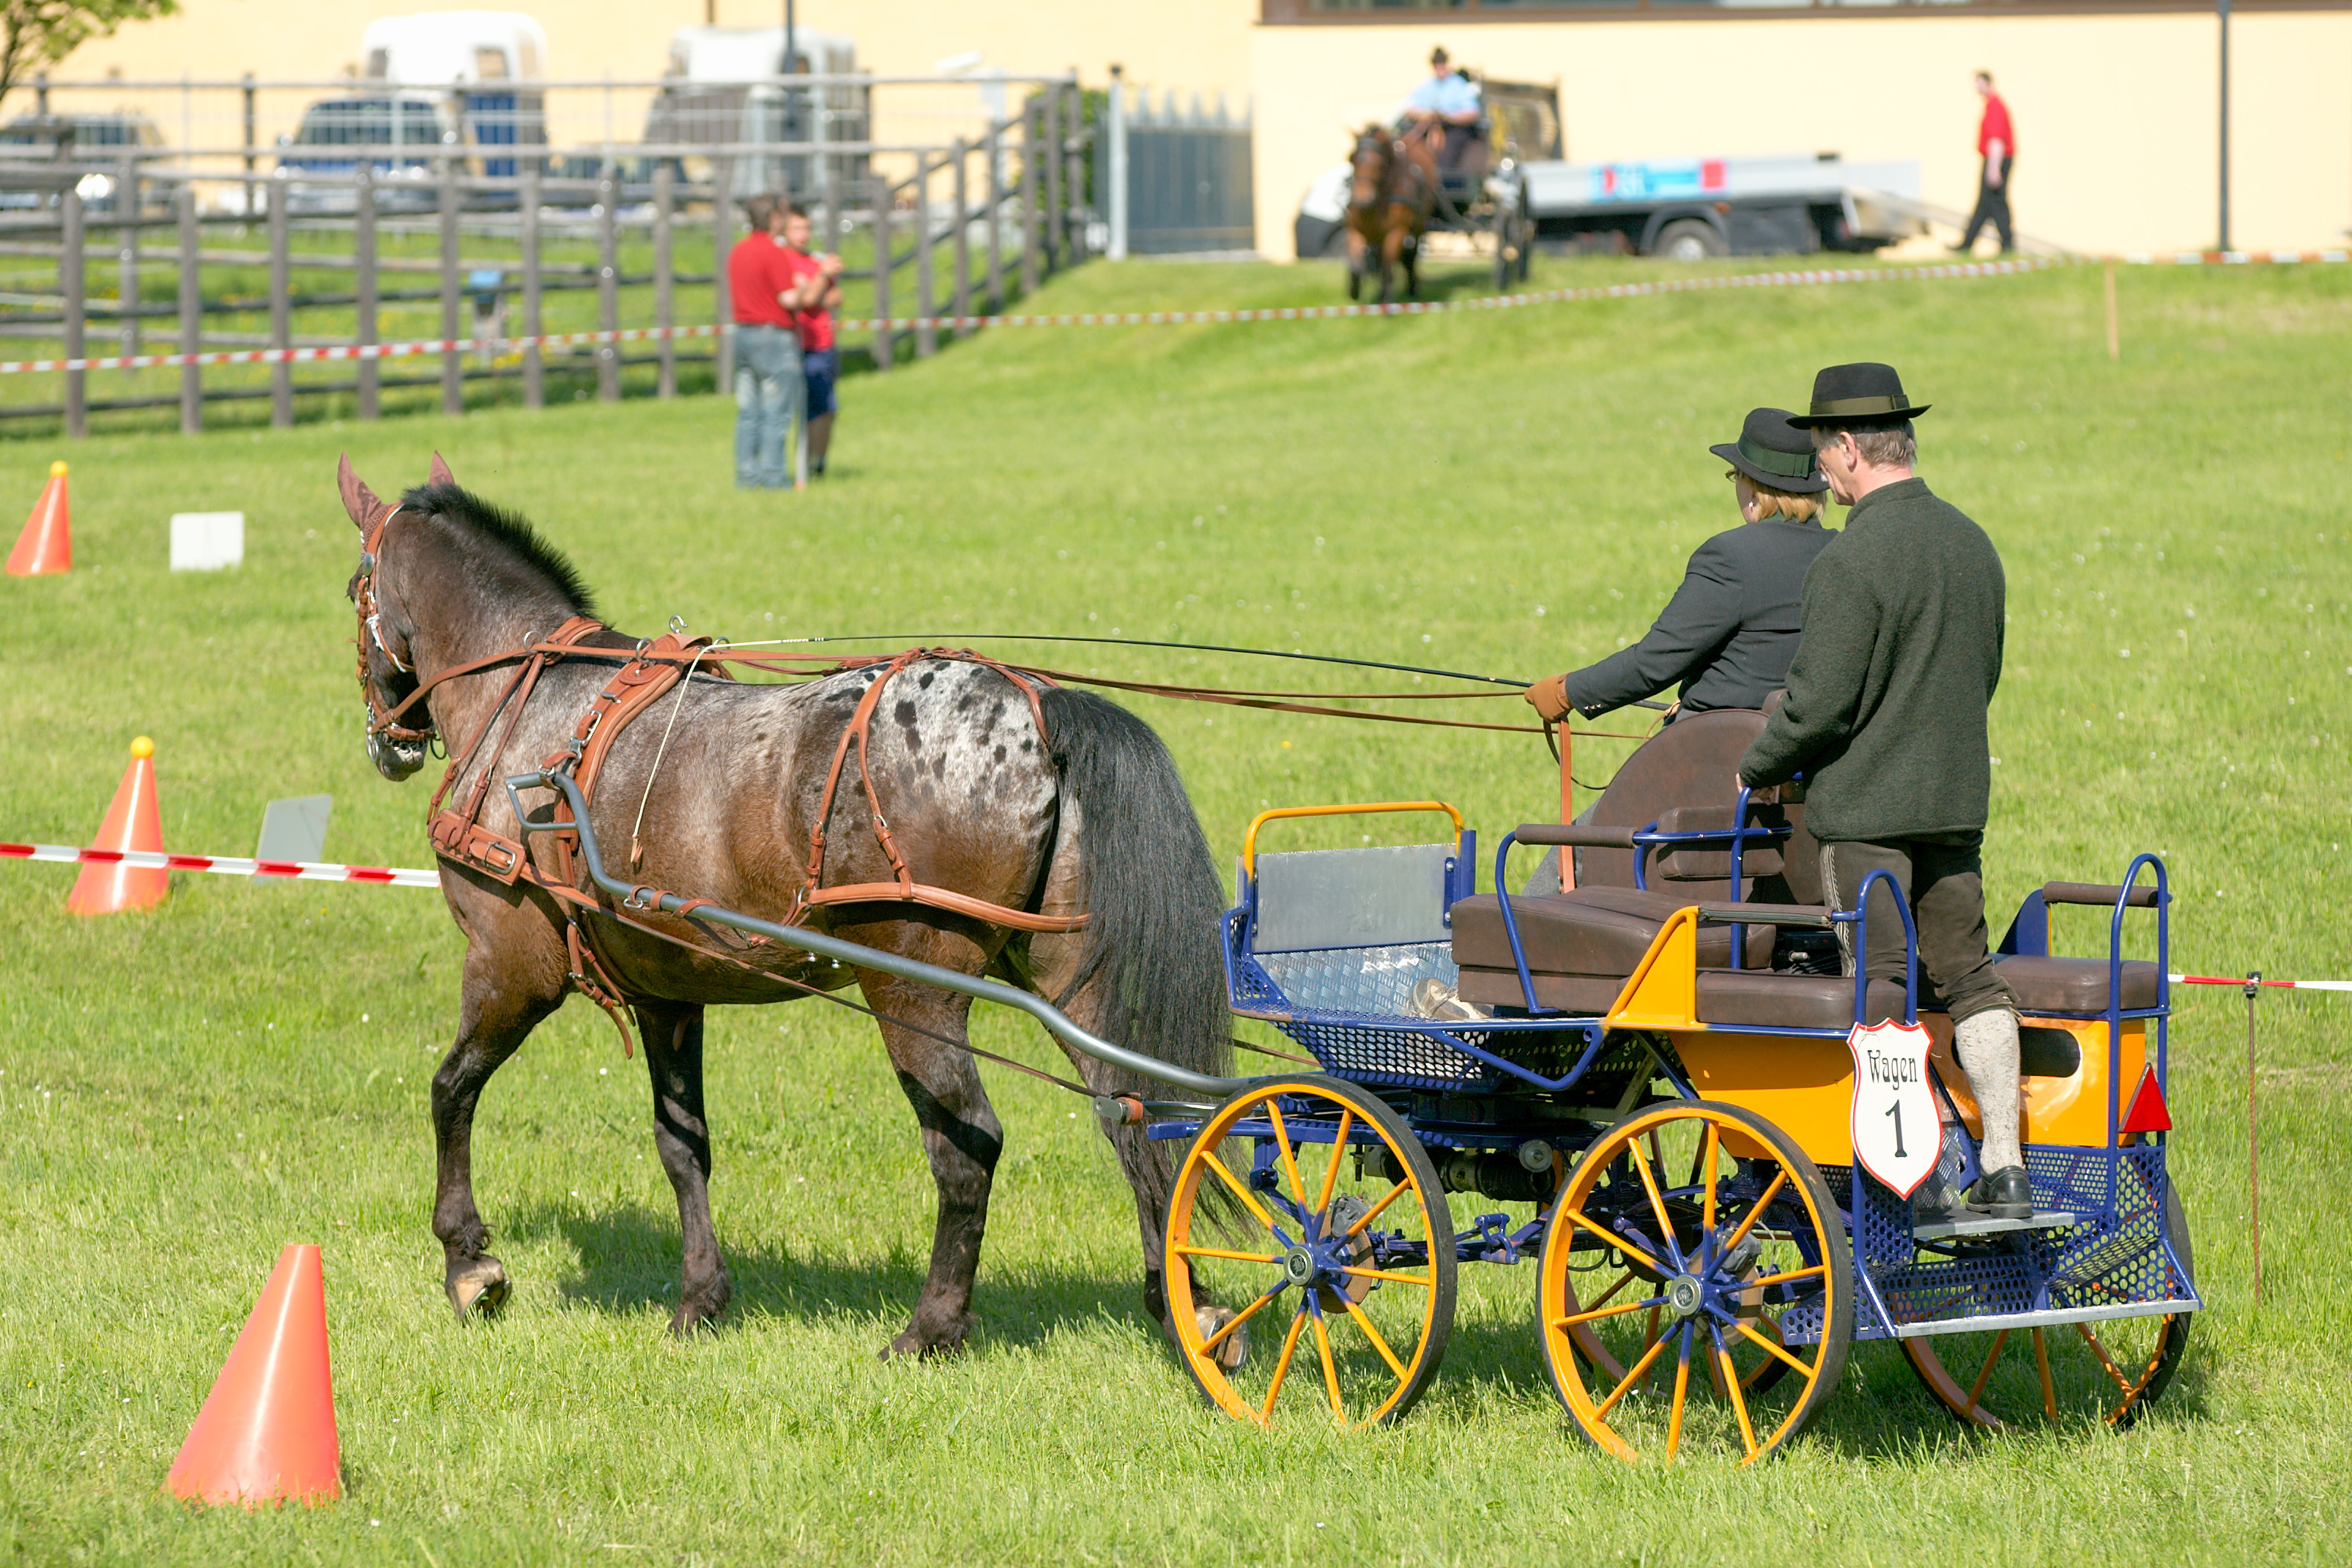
top-left (67, 735), bottom-right (168, 915)
top-left (5, 460), bottom-right (70, 575)
top-left (166, 1244), bottom-right (341, 1507)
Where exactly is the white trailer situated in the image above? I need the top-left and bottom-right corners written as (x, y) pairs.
top-left (1518, 152), bottom-right (1927, 259)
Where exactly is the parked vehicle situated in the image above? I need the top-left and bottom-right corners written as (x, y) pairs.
top-left (276, 11), bottom-right (548, 209)
top-left (274, 93), bottom-right (458, 212)
top-left (642, 26), bottom-right (864, 204)
top-left (0, 113), bottom-right (165, 212)
top-left (1519, 152), bottom-right (1928, 257)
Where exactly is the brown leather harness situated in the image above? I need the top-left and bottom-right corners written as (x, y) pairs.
top-left (352, 504), bottom-right (1085, 1056)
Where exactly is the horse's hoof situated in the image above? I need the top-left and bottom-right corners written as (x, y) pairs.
top-left (1197, 1304), bottom-right (1250, 1371)
top-left (447, 1256), bottom-right (510, 1322)
top-left (882, 1320), bottom-right (970, 1361)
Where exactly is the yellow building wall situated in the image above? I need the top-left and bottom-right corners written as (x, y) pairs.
top-left (1251, 12), bottom-right (2352, 259)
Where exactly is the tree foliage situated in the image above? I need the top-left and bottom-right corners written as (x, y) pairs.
top-left (0, 0), bottom-right (180, 114)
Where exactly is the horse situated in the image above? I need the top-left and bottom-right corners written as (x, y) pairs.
top-left (1343, 123), bottom-right (1434, 305)
top-left (337, 453), bottom-right (1240, 1359)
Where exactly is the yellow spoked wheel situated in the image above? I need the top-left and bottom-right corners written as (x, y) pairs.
top-left (1165, 1076), bottom-right (1457, 1430)
top-left (1902, 1185), bottom-right (2194, 1430)
top-left (1537, 1100), bottom-right (1852, 1464)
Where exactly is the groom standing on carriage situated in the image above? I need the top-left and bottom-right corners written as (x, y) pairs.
top-left (1737, 363), bottom-right (2033, 1221)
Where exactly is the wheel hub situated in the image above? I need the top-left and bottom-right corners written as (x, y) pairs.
top-left (1665, 1273), bottom-right (1704, 1319)
top-left (1283, 1247), bottom-right (1318, 1287)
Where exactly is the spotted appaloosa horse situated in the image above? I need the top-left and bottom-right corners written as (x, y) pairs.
top-left (340, 455), bottom-right (1236, 1358)
top-left (1345, 124), bottom-right (1435, 305)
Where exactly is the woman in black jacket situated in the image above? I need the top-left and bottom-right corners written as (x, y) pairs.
top-left (1524, 407), bottom-right (1833, 724)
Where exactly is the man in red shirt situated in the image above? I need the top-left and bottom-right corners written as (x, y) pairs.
top-left (727, 193), bottom-right (826, 489)
top-left (780, 204), bottom-right (845, 478)
top-left (1956, 70), bottom-right (2015, 254)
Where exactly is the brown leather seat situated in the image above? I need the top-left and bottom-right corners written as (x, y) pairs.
top-left (1452, 888), bottom-right (1773, 1013)
top-left (1997, 955), bottom-right (2162, 1012)
top-left (1695, 970), bottom-right (1910, 1030)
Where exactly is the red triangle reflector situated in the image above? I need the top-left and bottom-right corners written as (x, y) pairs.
top-left (2120, 1067), bottom-right (2173, 1134)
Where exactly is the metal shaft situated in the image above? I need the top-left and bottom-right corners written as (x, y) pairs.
top-left (504, 768), bottom-right (1269, 1100)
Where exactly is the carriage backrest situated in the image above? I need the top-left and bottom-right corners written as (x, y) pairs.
top-left (1576, 707), bottom-right (1824, 905)
top-left (1246, 844), bottom-right (1458, 954)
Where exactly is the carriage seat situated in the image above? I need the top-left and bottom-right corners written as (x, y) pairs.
top-left (1451, 888), bottom-right (1776, 1013)
top-left (1995, 956), bottom-right (2162, 1013)
top-left (1694, 970), bottom-right (1908, 1031)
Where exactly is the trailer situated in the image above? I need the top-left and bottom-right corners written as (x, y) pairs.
top-left (1519, 151), bottom-right (1928, 259)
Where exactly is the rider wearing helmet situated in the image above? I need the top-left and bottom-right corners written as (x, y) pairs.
top-left (1403, 47), bottom-right (1483, 173)
top-left (1524, 406), bottom-right (1834, 725)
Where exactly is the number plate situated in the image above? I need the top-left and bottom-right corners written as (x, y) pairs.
top-left (1847, 1019), bottom-right (1941, 1197)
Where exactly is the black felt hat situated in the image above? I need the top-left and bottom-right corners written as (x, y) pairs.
top-left (1711, 407), bottom-right (1829, 494)
top-left (1785, 362), bottom-right (1930, 428)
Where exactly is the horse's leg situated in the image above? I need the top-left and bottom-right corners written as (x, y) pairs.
top-left (634, 997), bottom-right (732, 1336)
top-left (860, 972), bottom-right (1000, 1359)
top-left (431, 937), bottom-right (563, 1320)
top-left (1378, 226), bottom-right (1401, 305)
top-left (1344, 227), bottom-right (1365, 300)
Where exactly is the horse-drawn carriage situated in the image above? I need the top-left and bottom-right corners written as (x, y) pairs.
top-left (1148, 708), bottom-right (2195, 1455)
top-left (1300, 78), bottom-right (1553, 301)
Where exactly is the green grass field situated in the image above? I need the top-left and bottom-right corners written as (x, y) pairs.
top-left (2, 251), bottom-right (2348, 1564)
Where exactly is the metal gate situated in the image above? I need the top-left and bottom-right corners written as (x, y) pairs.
top-left (1111, 89), bottom-right (1252, 255)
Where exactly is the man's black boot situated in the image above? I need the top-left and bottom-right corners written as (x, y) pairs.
top-left (1965, 1164), bottom-right (2033, 1221)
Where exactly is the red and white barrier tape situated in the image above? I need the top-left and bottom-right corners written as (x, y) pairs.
top-left (6, 841), bottom-right (2348, 990)
top-left (4, 250), bottom-right (2341, 375)
top-left (2171, 973), bottom-right (2352, 993)
top-left (1, 840), bottom-right (439, 888)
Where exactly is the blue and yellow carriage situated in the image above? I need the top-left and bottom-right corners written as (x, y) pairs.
top-left (1149, 709), bottom-right (2197, 1458)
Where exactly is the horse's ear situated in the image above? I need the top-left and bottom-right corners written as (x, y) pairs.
top-left (428, 450), bottom-right (455, 487)
top-left (338, 451), bottom-right (387, 534)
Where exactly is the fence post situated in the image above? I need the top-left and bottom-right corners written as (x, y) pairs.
top-left (1020, 100), bottom-right (1040, 296)
top-left (117, 159), bottom-right (139, 359)
top-left (267, 175), bottom-right (292, 428)
top-left (1108, 67), bottom-right (1127, 261)
top-left (913, 153), bottom-right (936, 359)
top-left (596, 163), bottom-right (620, 402)
top-left (518, 165), bottom-right (540, 410)
top-left (984, 122), bottom-right (1004, 313)
top-left (712, 158), bottom-right (734, 393)
top-left (240, 73), bottom-right (256, 190)
top-left (872, 184), bottom-right (894, 372)
top-left (1042, 87), bottom-right (1064, 272)
top-left (355, 168), bottom-right (379, 420)
top-left (951, 138), bottom-right (971, 338)
top-left (62, 187), bottom-right (85, 439)
top-left (439, 154), bottom-right (462, 415)
top-left (177, 183), bottom-right (201, 434)
top-left (1064, 81), bottom-right (1086, 262)
top-left (653, 162), bottom-right (675, 398)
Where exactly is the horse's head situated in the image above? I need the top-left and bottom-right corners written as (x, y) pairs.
top-left (1348, 125), bottom-right (1394, 210)
top-left (339, 450), bottom-right (453, 781)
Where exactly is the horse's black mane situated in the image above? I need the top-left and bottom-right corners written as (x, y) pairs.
top-left (402, 480), bottom-right (598, 614)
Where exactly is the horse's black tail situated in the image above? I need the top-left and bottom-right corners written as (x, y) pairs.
top-left (1037, 687), bottom-right (1233, 1096)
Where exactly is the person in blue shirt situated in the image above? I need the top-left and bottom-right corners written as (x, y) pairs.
top-left (1403, 48), bottom-right (1483, 172)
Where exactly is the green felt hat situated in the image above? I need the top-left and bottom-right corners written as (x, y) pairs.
top-left (1711, 407), bottom-right (1828, 494)
top-left (1785, 362), bottom-right (1931, 428)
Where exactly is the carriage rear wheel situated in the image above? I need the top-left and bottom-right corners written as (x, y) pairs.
top-left (1537, 1100), bottom-right (1852, 1464)
top-left (1165, 1075), bottom-right (1457, 1430)
top-left (1901, 1184), bottom-right (2194, 1430)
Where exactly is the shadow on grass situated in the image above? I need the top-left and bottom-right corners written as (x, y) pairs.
top-left (505, 1200), bottom-right (1151, 1351)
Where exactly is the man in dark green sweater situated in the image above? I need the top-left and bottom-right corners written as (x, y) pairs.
top-left (1737, 363), bottom-right (2030, 1220)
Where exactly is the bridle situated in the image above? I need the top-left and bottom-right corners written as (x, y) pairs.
top-left (352, 505), bottom-right (438, 750)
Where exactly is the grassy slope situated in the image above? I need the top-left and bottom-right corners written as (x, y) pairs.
top-left (0, 253), bottom-right (2346, 1563)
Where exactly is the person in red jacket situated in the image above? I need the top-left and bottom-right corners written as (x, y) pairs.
top-left (1956, 70), bottom-right (2015, 254)
top-left (781, 204), bottom-right (845, 478)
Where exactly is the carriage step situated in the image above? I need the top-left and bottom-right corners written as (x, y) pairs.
top-left (1913, 1209), bottom-right (2079, 1241)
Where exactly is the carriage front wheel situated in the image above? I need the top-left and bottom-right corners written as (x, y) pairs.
top-left (1536, 1099), bottom-right (1853, 1463)
top-left (1165, 1074), bottom-right (1457, 1430)
top-left (1901, 1182), bottom-right (2194, 1430)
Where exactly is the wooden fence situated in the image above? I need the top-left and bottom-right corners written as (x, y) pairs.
top-left (0, 75), bottom-right (1096, 435)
